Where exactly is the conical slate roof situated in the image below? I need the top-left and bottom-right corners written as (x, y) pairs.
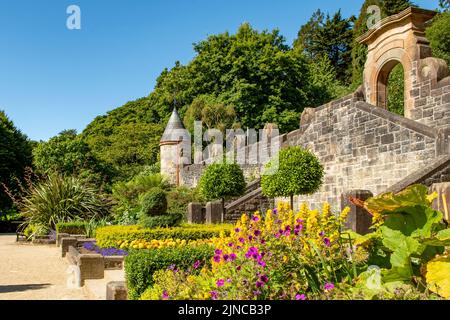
top-left (160, 108), bottom-right (188, 142)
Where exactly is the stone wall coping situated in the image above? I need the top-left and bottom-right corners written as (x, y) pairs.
top-left (356, 7), bottom-right (436, 44)
top-left (355, 101), bottom-right (438, 139)
top-left (384, 154), bottom-right (450, 194)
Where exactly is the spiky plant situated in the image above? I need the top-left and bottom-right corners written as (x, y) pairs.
top-left (20, 173), bottom-right (109, 229)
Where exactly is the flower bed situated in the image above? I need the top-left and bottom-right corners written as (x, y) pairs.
top-left (95, 224), bottom-right (233, 248)
top-left (138, 185), bottom-right (450, 300)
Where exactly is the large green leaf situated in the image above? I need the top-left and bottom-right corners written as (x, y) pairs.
top-left (383, 206), bottom-right (443, 238)
top-left (422, 228), bottom-right (450, 246)
top-left (365, 184), bottom-right (432, 216)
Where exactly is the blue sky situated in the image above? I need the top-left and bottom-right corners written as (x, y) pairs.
top-left (0, 0), bottom-right (440, 141)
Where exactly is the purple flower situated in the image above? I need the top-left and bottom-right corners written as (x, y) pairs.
top-left (234, 228), bottom-right (241, 233)
top-left (319, 231), bottom-right (325, 237)
top-left (296, 219), bottom-right (303, 224)
top-left (252, 215), bottom-right (260, 222)
top-left (295, 294), bottom-right (306, 300)
top-left (162, 291), bottom-right (169, 299)
top-left (283, 230), bottom-right (291, 237)
top-left (216, 279), bottom-right (225, 287)
top-left (223, 254), bottom-right (230, 262)
top-left (227, 242), bottom-right (234, 247)
top-left (254, 230), bottom-right (261, 237)
top-left (193, 260), bottom-right (201, 269)
top-left (323, 237), bottom-right (331, 247)
top-left (260, 239), bottom-right (266, 245)
top-left (253, 290), bottom-right (261, 296)
top-left (276, 219), bottom-right (282, 224)
top-left (272, 208), bottom-right (278, 214)
top-left (229, 253), bottom-right (237, 261)
top-left (258, 260), bottom-right (266, 267)
top-left (213, 255), bottom-right (221, 263)
top-left (255, 281), bottom-right (264, 288)
top-left (260, 275), bottom-right (269, 283)
top-left (236, 265), bottom-right (241, 271)
top-left (274, 233), bottom-right (281, 239)
top-left (210, 290), bottom-right (218, 300)
top-left (168, 264), bottom-right (177, 271)
top-left (239, 237), bottom-right (245, 243)
top-left (248, 235), bottom-right (253, 241)
top-left (236, 246), bottom-right (242, 250)
top-left (324, 282), bottom-right (334, 291)
top-left (215, 249), bottom-right (222, 255)
top-left (227, 278), bottom-right (232, 283)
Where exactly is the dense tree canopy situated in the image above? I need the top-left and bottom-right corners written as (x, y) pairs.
top-left (33, 129), bottom-right (112, 188)
top-left (0, 111), bottom-right (33, 210)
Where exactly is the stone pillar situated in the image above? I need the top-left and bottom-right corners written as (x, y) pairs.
top-left (341, 190), bottom-right (373, 235)
top-left (78, 254), bottom-right (104, 286)
top-left (56, 233), bottom-right (69, 247)
top-left (187, 202), bottom-right (204, 224)
top-left (205, 201), bottom-right (223, 224)
top-left (61, 237), bottom-right (78, 258)
top-left (430, 182), bottom-right (450, 222)
top-left (106, 281), bottom-right (128, 300)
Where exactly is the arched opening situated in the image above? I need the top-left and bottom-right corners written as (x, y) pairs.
top-left (376, 60), bottom-right (405, 116)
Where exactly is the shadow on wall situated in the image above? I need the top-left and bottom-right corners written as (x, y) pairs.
top-left (0, 283), bottom-right (51, 293)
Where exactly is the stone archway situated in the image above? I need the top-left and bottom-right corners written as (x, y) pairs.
top-left (357, 7), bottom-right (436, 119)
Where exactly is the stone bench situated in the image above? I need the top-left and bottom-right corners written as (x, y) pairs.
top-left (66, 245), bottom-right (105, 286)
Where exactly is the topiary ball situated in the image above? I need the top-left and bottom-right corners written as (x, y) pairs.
top-left (140, 187), bottom-right (168, 217)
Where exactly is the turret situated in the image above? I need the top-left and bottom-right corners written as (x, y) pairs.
top-left (160, 108), bottom-right (191, 185)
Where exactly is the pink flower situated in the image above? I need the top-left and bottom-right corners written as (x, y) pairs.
top-left (295, 294), bottom-right (306, 300)
top-left (239, 237), bottom-right (245, 243)
top-left (162, 290), bottom-right (169, 299)
top-left (229, 253), bottom-right (237, 261)
top-left (324, 282), bottom-right (334, 291)
top-left (210, 290), bottom-right (218, 300)
top-left (216, 279), bottom-right (225, 287)
top-left (234, 228), bottom-right (241, 233)
top-left (213, 255), bottom-right (221, 263)
top-left (215, 249), bottom-right (222, 255)
top-left (252, 215), bottom-right (260, 222)
top-left (323, 237), bottom-right (331, 247)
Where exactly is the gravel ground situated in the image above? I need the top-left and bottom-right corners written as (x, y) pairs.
top-left (0, 234), bottom-right (87, 300)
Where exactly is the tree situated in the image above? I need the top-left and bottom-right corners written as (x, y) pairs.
top-left (426, 12), bottom-right (450, 72)
top-left (387, 64), bottom-right (405, 116)
top-left (294, 10), bottom-right (355, 84)
top-left (0, 110), bottom-right (33, 210)
top-left (183, 94), bottom-right (237, 134)
top-left (439, 0), bottom-right (450, 12)
top-left (33, 129), bottom-right (112, 188)
top-left (198, 162), bottom-right (246, 216)
top-left (261, 146), bottom-right (324, 209)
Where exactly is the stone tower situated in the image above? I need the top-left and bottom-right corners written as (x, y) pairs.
top-left (160, 108), bottom-right (191, 186)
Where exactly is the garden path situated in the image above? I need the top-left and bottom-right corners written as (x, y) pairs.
top-left (0, 234), bottom-right (87, 300)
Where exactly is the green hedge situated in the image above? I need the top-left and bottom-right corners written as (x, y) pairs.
top-left (55, 221), bottom-right (87, 235)
top-left (95, 224), bottom-right (232, 248)
top-left (139, 212), bottom-right (184, 228)
top-left (125, 245), bottom-right (214, 299)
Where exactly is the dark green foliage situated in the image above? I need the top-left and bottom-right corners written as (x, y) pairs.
top-left (198, 163), bottom-right (246, 202)
top-left (426, 12), bottom-right (450, 72)
top-left (140, 188), bottom-right (168, 217)
top-left (139, 212), bottom-right (184, 229)
top-left (294, 9), bottom-right (355, 84)
top-left (82, 97), bottom-right (164, 182)
top-left (55, 221), bottom-right (87, 235)
top-left (33, 129), bottom-right (113, 188)
top-left (0, 111), bottom-right (33, 210)
top-left (439, 0), bottom-right (450, 12)
top-left (125, 245), bottom-right (214, 299)
top-left (261, 146), bottom-right (324, 200)
top-left (167, 186), bottom-right (203, 215)
top-left (387, 64), bottom-right (405, 116)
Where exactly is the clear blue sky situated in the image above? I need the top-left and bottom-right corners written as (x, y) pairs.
top-left (0, 0), bottom-right (440, 141)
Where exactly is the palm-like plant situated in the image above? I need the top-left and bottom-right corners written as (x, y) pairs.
top-left (20, 173), bottom-right (109, 229)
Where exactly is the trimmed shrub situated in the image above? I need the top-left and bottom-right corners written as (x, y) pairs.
top-left (95, 224), bottom-right (233, 248)
top-left (261, 146), bottom-right (324, 207)
top-left (125, 245), bottom-right (214, 299)
top-left (55, 221), bottom-right (87, 235)
top-left (198, 162), bottom-right (246, 202)
top-left (139, 212), bottom-right (184, 229)
top-left (140, 188), bottom-right (167, 217)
